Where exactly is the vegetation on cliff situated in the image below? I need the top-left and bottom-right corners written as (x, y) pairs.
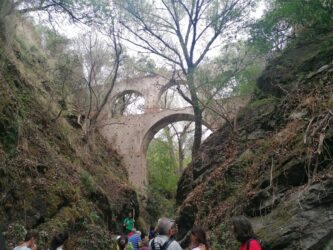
top-left (176, 31), bottom-right (333, 250)
top-left (0, 19), bottom-right (138, 249)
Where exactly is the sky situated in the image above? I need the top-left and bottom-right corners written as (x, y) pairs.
top-left (32, 1), bottom-right (267, 59)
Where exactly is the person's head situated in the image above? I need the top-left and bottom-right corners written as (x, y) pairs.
top-left (135, 230), bottom-right (141, 237)
top-left (117, 235), bottom-right (128, 250)
top-left (232, 216), bottom-right (256, 243)
top-left (24, 230), bottom-right (39, 247)
top-left (190, 227), bottom-right (209, 249)
top-left (156, 217), bottom-right (172, 236)
top-left (128, 211), bottom-right (132, 218)
top-left (170, 220), bottom-right (178, 238)
top-left (50, 232), bottom-right (69, 250)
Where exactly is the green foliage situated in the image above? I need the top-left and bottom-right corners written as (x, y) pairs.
top-left (145, 186), bottom-right (175, 223)
top-left (13, 223), bottom-right (26, 239)
top-left (146, 139), bottom-right (179, 222)
top-left (251, 0), bottom-right (333, 53)
top-left (0, 105), bottom-right (19, 155)
top-left (121, 55), bottom-right (158, 78)
top-left (148, 139), bottom-right (178, 194)
top-left (17, 0), bottom-right (113, 24)
top-left (210, 223), bottom-right (226, 248)
top-left (80, 170), bottom-right (96, 194)
top-left (250, 96), bottom-right (278, 108)
top-left (36, 26), bottom-right (69, 56)
top-left (197, 42), bottom-right (265, 100)
top-left (89, 211), bottom-right (102, 224)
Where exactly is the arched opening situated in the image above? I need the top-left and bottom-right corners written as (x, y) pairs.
top-left (142, 113), bottom-right (212, 222)
top-left (111, 90), bottom-right (145, 117)
top-left (159, 83), bottom-right (190, 109)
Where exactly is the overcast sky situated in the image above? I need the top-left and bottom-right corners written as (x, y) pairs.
top-left (32, 1), bottom-right (266, 61)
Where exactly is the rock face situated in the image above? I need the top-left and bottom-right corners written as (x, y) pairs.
top-left (0, 20), bottom-right (139, 250)
top-left (176, 32), bottom-right (333, 250)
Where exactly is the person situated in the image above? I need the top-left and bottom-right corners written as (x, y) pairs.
top-left (128, 228), bottom-right (136, 238)
top-left (129, 230), bottom-right (142, 250)
top-left (117, 235), bottom-right (129, 250)
top-left (169, 221), bottom-right (178, 240)
top-left (149, 217), bottom-right (182, 250)
top-left (190, 227), bottom-right (209, 250)
top-left (232, 216), bottom-right (262, 250)
top-left (13, 230), bottom-right (38, 250)
top-left (148, 226), bottom-right (155, 240)
top-left (123, 212), bottom-right (135, 235)
top-left (50, 232), bottom-right (69, 250)
top-left (139, 236), bottom-right (149, 250)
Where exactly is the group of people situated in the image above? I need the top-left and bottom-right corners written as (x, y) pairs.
top-left (7, 214), bottom-right (262, 250)
top-left (118, 215), bottom-right (264, 250)
top-left (11, 230), bottom-right (68, 250)
top-left (118, 216), bottom-right (210, 250)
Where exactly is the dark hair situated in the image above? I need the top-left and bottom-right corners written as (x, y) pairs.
top-left (50, 232), bottom-right (69, 250)
top-left (117, 235), bottom-right (128, 250)
top-left (232, 216), bottom-right (256, 243)
top-left (191, 227), bottom-right (209, 250)
top-left (24, 230), bottom-right (39, 242)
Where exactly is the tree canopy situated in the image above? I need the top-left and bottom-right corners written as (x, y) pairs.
top-left (116, 0), bottom-right (258, 155)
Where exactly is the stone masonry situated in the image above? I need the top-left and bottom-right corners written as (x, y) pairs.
top-left (98, 75), bottom-right (248, 192)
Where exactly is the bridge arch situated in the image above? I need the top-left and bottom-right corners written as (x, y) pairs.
top-left (97, 75), bottom-right (249, 192)
top-left (157, 79), bottom-right (187, 104)
top-left (141, 113), bottom-right (211, 156)
top-left (110, 90), bottom-right (145, 116)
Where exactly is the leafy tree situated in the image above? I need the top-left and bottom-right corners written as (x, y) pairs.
top-left (251, 0), bottom-right (333, 53)
top-left (117, 0), bottom-right (258, 156)
top-left (73, 28), bottom-right (123, 136)
top-left (195, 41), bottom-right (265, 130)
top-left (13, 0), bottom-right (113, 24)
top-left (148, 138), bottom-right (179, 195)
top-left (147, 127), bottom-right (192, 221)
top-left (120, 55), bottom-right (158, 79)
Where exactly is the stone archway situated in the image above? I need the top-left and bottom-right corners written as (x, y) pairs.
top-left (110, 90), bottom-right (145, 117)
top-left (97, 75), bottom-right (249, 192)
top-left (99, 108), bottom-right (203, 191)
top-left (141, 113), bottom-right (211, 155)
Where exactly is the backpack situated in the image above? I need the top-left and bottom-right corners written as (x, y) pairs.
top-left (151, 239), bottom-right (174, 250)
top-left (247, 238), bottom-right (270, 250)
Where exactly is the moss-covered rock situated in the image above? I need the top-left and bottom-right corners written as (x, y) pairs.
top-left (176, 31), bottom-right (333, 250)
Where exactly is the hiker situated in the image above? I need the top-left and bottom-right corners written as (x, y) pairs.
top-left (50, 232), bottom-right (69, 250)
top-left (169, 221), bottom-right (178, 240)
top-left (129, 228), bottom-right (137, 238)
top-left (129, 230), bottom-right (142, 250)
top-left (190, 227), bottom-right (209, 250)
top-left (123, 212), bottom-right (135, 235)
top-left (117, 235), bottom-right (129, 250)
top-left (149, 217), bottom-right (182, 250)
top-left (139, 236), bottom-right (149, 250)
top-left (148, 226), bottom-right (155, 240)
top-left (13, 230), bottom-right (38, 250)
top-left (232, 216), bottom-right (262, 250)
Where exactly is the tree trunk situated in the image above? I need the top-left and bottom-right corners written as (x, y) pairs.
top-left (178, 138), bottom-right (184, 172)
top-left (187, 68), bottom-right (202, 158)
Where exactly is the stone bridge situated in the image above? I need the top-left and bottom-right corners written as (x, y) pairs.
top-left (98, 75), bottom-right (248, 191)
